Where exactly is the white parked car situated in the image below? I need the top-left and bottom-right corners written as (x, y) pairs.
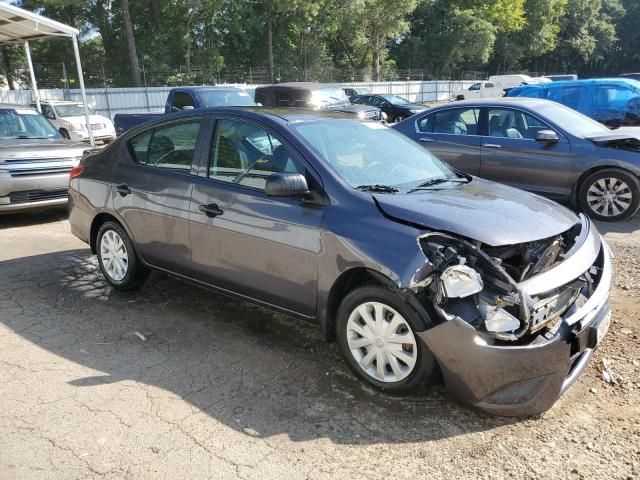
top-left (34, 101), bottom-right (116, 143)
top-left (453, 75), bottom-right (546, 101)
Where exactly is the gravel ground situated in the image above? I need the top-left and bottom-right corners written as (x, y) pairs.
top-left (0, 210), bottom-right (638, 480)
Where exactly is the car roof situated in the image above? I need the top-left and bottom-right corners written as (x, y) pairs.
top-left (430, 97), bottom-right (559, 109)
top-left (0, 103), bottom-right (35, 110)
top-left (515, 78), bottom-right (640, 88)
top-left (256, 82), bottom-right (340, 91)
top-left (38, 100), bottom-right (82, 105)
top-left (143, 106), bottom-right (360, 126)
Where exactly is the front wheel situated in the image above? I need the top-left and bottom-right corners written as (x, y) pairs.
top-left (97, 221), bottom-right (149, 290)
top-left (578, 169), bottom-right (640, 221)
top-left (336, 285), bottom-right (438, 394)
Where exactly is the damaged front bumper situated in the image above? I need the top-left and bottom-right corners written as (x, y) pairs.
top-left (417, 219), bottom-right (613, 416)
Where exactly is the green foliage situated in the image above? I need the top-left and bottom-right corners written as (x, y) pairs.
top-left (3, 0), bottom-right (637, 86)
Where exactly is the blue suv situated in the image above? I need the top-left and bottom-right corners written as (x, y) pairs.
top-left (507, 78), bottom-right (640, 128)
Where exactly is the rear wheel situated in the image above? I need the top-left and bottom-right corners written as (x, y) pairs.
top-left (96, 221), bottom-right (149, 290)
top-left (336, 285), bottom-right (438, 394)
top-left (578, 169), bottom-right (640, 221)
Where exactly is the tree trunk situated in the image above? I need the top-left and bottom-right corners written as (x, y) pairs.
top-left (121, 0), bottom-right (142, 87)
top-left (0, 47), bottom-right (15, 90)
top-left (151, 0), bottom-right (162, 29)
top-left (267, 8), bottom-right (274, 83)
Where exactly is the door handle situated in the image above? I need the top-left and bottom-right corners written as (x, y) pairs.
top-left (199, 203), bottom-right (224, 218)
top-left (482, 143), bottom-right (502, 149)
top-left (418, 137), bottom-right (435, 143)
top-left (116, 184), bottom-right (131, 197)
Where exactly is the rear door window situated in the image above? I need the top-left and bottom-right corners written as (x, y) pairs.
top-left (129, 120), bottom-right (201, 172)
top-left (417, 108), bottom-right (480, 135)
top-left (548, 86), bottom-right (582, 110)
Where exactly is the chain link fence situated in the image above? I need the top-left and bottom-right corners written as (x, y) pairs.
top-left (3, 62), bottom-right (488, 89)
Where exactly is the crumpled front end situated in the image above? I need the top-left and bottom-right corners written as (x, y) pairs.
top-left (413, 214), bottom-right (613, 416)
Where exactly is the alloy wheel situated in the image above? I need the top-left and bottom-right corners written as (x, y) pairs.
top-left (586, 177), bottom-right (633, 218)
top-left (346, 301), bottom-right (418, 383)
top-left (100, 229), bottom-right (129, 281)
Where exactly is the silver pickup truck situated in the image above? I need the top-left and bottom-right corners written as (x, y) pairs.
top-left (0, 104), bottom-right (89, 214)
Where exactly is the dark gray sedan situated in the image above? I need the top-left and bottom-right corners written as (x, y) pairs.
top-left (393, 98), bottom-right (640, 221)
top-left (69, 108), bottom-right (612, 416)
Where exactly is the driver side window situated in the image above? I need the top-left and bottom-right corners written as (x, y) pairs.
top-left (209, 118), bottom-right (303, 190)
top-left (129, 120), bottom-right (201, 172)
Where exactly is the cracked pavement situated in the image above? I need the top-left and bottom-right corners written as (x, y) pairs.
top-left (0, 209), bottom-right (639, 480)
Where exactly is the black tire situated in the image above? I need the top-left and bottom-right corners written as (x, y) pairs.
top-left (59, 128), bottom-right (70, 139)
top-left (96, 221), bottom-right (149, 290)
top-left (578, 168), bottom-right (640, 222)
top-left (336, 285), bottom-right (438, 394)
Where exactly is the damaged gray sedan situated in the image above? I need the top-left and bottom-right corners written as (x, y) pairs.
top-left (69, 109), bottom-right (613, 416)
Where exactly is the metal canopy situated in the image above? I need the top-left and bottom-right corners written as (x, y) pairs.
top-left (0, 2), bottom-right (78, 45)
top-left (0, 2), bottom-right (94, 145)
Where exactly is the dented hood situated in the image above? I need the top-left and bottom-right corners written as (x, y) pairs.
top-left (374, 178), bottom-right (579, 246)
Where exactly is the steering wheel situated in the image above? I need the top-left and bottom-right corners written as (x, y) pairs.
top-left (389, 164), bottom-right (407, 175)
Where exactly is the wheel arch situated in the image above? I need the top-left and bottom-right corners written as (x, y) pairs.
top-left (322, 268), bottom-right (396, 342)
top-left (322, 267), bottom-right (431, 343)
top-left (573, 164), bottom-right (640, 204)
top-left (89, 212), bottom-right (137, 256)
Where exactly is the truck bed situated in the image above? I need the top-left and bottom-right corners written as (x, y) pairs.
top-left (114, 113), bottom-right (163, 136)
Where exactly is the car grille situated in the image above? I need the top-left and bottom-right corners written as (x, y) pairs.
top-left (1, 157), bottom-right (79, 177)
top-left (9, 188), bottom-right (68, 204)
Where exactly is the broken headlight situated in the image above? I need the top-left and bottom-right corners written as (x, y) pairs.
top-left (440, 265), bottom-right (483, 299)
top-left (416, 233), bottom-right (531, 341)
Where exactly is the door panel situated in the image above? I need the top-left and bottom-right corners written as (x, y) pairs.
top-left (414, 107), bottom-right (482, 175)
top-left (188, 117), bottom-right (323, 315)
top-left (112, 119), bottom-right (204, 274)
top-left (480, 108), bottom-right (575, 198)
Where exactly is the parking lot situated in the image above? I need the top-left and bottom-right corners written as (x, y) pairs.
top-left (0, 210), bottom-right (638, 480)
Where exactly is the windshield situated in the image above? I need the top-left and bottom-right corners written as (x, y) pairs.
top-left (292, 120), bottom-right (456, 190)
top-left (381, 95), bottom-right (410, 105)
top-left (55, 104), bottom-right (94, 117)
top-left (199, 90), bottom-right (256, 107)
top-left (311, 88), bottom-right (350, 107)
top-left (536, 102), bottom-right (610, 137)
top-left (0, 109), bottom-right (61, 139)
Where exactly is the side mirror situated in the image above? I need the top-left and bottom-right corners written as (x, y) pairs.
top-left (535, 129), bottom-right (559, 143)
top-left (265, 172), bottom-right (309, 197)
top-left (45, 112), bottom-right (55, 120)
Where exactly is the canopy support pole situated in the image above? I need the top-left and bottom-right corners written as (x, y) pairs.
top-left (72, 33), bottom-right (95, 146)
top-left (24, 41), bottom-right (40, 113)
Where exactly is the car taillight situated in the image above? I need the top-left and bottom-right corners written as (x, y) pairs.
top-left (69, 164), bottom-right (85, 183)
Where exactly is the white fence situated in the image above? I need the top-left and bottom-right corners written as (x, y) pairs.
top-left (0, 80), bottom-right (476, 120)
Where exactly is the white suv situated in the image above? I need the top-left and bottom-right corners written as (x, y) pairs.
top-left (35, 101), bottom-right (116, 144)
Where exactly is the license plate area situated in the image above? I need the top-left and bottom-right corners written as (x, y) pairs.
top-left (588, 306), bottom-right (611, 349)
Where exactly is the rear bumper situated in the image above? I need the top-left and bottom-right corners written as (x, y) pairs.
top-left (418, 240), bottom-right (613, 417)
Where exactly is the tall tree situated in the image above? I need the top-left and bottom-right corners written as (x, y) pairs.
top-left (120, 0), bottom-right (142, 86)
top-left (362, 0), bottom-right (417, 80)
top-left (391, 0), bottom-right (526, 75)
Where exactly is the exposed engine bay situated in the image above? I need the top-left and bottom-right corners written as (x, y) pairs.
top-left (412, 222), bottom-right (600, 342)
